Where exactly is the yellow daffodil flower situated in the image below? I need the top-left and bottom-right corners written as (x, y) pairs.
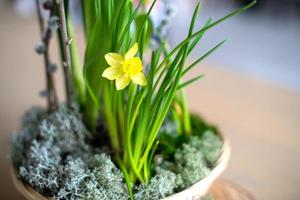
top-left (102, 43), bottom-right (147, 90)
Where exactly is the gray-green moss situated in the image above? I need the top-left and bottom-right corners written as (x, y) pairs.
top-left (134, 169), bottom-right (177, 200)
top-left (55, 155), bottom-right (129, 200)
top-left (156, 132), bottom-right (222, 190)
top-left (11, 106), bottom-right (222, 200)
top-left (11, 105), bottom-right (128, 200)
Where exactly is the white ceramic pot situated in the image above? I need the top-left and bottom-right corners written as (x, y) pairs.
top-left (162, 133), bottom-right (230, 200)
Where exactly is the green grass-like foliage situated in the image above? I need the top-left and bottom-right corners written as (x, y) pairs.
top-left (79, 0), bottom-right (256, 194)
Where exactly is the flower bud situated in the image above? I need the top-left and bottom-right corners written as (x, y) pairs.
top-left (35, 41), bottom-right (46, 54)
top-left (39, 90), bottom-right (48, 98)
top-left (48, 16), bottom-right (60, 31)
top-left (48, 63), bottom-right (57, 73)
top-left (42, 0), bottom-right (54, 10)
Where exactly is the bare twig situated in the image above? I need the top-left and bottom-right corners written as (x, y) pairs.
top-left (35, 0), bottom-right (58, 112)
top-left (57, 0), bottom-right (74, 108)
top-left (35, 0), bottom-right (44, 34)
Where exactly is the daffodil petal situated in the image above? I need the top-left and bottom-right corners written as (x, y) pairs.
top-left (116, 74), bottom-right (130, 90)
top-left (125, 43), bottom-right (138, 60)
top-left (105, 53), bottom-right (124, 66)
top-left (131, 72), bottom-right (147, 86)
top-left (102, 66), bottom-right (123, 80)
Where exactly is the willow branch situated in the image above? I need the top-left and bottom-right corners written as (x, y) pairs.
top-left (57, 0), bottom-right (74, 108)
top-left (35, 0), bottom-right (58, 112)
top-left (35, 0), bottom-right (44, 34)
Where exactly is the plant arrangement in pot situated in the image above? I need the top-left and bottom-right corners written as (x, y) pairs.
top-left (10, 0), bottom-right (255, 200)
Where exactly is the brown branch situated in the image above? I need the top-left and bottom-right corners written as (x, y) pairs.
top-left (35, 0), bottom-right (44, 34)
top-left (57, 0), bottom-right (74, 108)
top-left (35, 0), bottom-right (58, 112)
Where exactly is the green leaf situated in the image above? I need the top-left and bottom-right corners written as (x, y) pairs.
top-left (117, 0), bottom-right (144, 50)
top-left (181, 40), bottom-right (226, 77)
top-left (83, 10), bottom-right (111, 129)
top-left (155, 0), bottom-right (256, 75)
top-left (81, 0), bottom-right (101, 39)
top-left (188, 18), bottom-right (213, 54)
top-left (177, 74), bottom-right (205, 90)
top-left (117, 158), bottom-right (134, 200)
top-left (136, 0), bottom-right (157, 43)
top-left (135, 14), bottom-right (153, 49)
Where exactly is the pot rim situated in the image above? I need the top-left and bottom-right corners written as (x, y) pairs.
top-left (162, 131), bottom-right (231, 199)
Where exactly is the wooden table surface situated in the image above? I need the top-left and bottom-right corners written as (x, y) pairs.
top-left (210, 179), bottom-right (255, 200)
top-left (0, 4), bottom-right (300, 200)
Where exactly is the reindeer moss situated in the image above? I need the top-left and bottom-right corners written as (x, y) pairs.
top-left (11, 106), bottom-right (222, 200)
top-left (156, 133), bottom-right (222, 190)
top-left (11, 105), bottom-right (128, 200)
top-left (134, 169), bottom-right (177, 200)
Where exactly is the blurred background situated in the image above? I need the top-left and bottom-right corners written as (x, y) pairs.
top-left (0, 0), bottom-right (299, 199)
